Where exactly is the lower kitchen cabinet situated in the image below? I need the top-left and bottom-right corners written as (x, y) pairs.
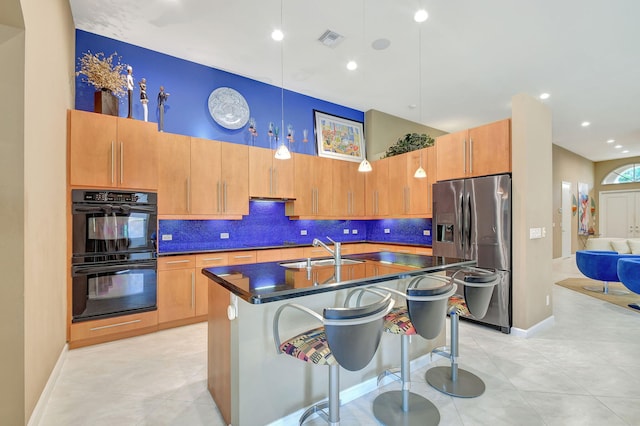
top-left (69, 310), bottom-right (158, 349)
top-left (158, 255), bottom-right (202, 325)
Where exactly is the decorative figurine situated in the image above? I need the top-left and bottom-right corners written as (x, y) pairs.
top-left (139, 78), bottom-right (148, 122)
top-left (303, 129), bottom-right (309, 143)
top-left (126, 66), bottom-right (134, 118)
top-left (248, 117), bottom-right (258, 145)
top-left (158, 86), bottom-right (170, 132)
top-left (287, 124), bottom-right (295, 143)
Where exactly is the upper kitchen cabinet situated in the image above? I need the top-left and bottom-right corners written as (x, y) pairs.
top-left (436, 118), bottom-right (511, 181)
top-left (332, 160), bottom-right (365, 217)
top-left (68, 109), bottom-right (158, 190)
top-left (248, 146), bottom-right (294, 199)
top-left (190, 137), bottom-right (248, 216)
top-left (286, 153), bottom-right (332, 218)
top-left (388, 146), bottom-right (434, 217)
top-left (157, 135), bottom-right (248, 218)
top-left (365, 157), bottom-right (389, 217)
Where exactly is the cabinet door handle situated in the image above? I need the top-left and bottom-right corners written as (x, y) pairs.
top-left (469, 138), bottom-right (473, 175)
top-left (119, 142), bottom-right (124, 184)
top-left (111, 141), bottom-right (115, 184)
top-left (191, 272), bottom-right (195, 308)
top-left (201, 257), bottom-right (223, 262)
top-left (90, 319), bottom-right (141, 331)
top-left (224, 181), bottom-right (228, 213)
top-left (233, 255), bottom-right (253, 259)
top-left (463, 138), bottom-right (467, 174)
top-left (217, 181), bottom-right (221, 213)
top-left (273, 169), bottom-right (278, 195)
top-left (269, 167), bottom-right (273, 195)
top-left (186, 177), bottom-right (191, 213)
top-left (165, 259), bottom-right (191, 265)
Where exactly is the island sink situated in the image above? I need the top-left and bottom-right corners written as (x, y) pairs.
top-left (278, 258), bottom-right (364, 269)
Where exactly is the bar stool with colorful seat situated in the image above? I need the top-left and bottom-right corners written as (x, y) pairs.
top-left (617, 257), bottom-right (640, 310)
top-left (425, 267), bottom-right (500, 398)
top-left (273, 293), bottom-right (394, 425)
top-left (345, 274), bottom-right (457, 426)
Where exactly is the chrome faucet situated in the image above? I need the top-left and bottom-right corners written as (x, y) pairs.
top-left (312, 236), bottom-right (341, 264)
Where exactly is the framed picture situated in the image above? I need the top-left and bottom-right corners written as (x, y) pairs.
top-left (314, 110), bottom-right (365, 162)
top-left (578, 182), bottom-right (589, 235)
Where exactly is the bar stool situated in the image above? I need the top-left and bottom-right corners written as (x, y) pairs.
top-left (273, 293), bottom-right (394, 425)
top-left (344, 274), bottom-right (457, 426)
top-left (425, 267), bottom-right (500, 398)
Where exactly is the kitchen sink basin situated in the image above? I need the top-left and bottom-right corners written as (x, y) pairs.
top-left (279, 258), bottom-right (364, 269)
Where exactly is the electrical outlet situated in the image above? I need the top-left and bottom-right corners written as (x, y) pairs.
top-left (384, 229), bottom-right (390, 234)
top-left (161, 234), bottom-right (172, 241)
top-left (220, 232), bottom-right (229, 239)
top-left (529, 228), bottom-right (542, 239)
top-left (423, 230), bottom-right (431, 236)
top-left (546, 295), bottom-right (550, 306)
top-left (300, 230), bottom-right (307, 236)
top-left (352, 229), bottom-right (358, 234)
top-left (343, 229), bottom-right (349, 234)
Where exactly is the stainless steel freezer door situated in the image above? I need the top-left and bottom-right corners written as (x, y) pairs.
top-left (466, 174), bottom-right (511, 271)
top-left (433, 179), bottom-right (465, 259)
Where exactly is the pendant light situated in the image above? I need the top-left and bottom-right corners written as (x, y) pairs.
top-left (274, 0), bottom-right (291, 160)
top-left (357, 0), bottom-right (372, 172)
top-left (413, 12), bottom-right (426, 179)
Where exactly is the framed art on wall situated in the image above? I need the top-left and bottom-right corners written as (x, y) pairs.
top-left (314, 110), bottom-right (365, 162)
top-left (578, 182), bottom-right (589, 235)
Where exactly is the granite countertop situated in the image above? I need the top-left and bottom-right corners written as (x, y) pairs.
top-left (202, 251), bottom-right (474, 304)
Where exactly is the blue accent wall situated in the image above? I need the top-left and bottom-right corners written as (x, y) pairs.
top-left (76, 30), bottom-right (432, 254)
top-left (75, 30), bottom-right (363, 155)
top-left (158, 201), bottom-right (432, 253)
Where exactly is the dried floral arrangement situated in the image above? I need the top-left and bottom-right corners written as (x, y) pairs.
top-left (383, 133), bottom-right (435, 158)
top-left (76, 51), bottom-right (129, 97)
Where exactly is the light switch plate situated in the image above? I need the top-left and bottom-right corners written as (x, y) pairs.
top-left (220, 232), bottom-right (230, 239)
top-left (300, 230), bottom-right (307, 236)
top-left (423, 230), bottom-right (431, 236)
top-left (343, 229), bottom-right (349, 234)
top-left (384, 229), bottom-right (390, 234)
top-left (161, 234), bottom-right (172, 241)
top-left (352, 229), bottom-right (358, 234)
top-left (529, 228), bottom-right (542, 239)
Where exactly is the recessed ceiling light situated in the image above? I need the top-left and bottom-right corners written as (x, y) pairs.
top-left (607, 139), bottom-right (615, 144)
top-left (271, 29), bottom-right (284, 41)
top-left (581, 121), bottom-right (590, 127)
top-left (414, 9), bottom-right (428, 22)
top-left (346, 61), bottom-right (357, 71)
top-left (539, 93), bottom-right (550, 100)
top-left (615, 145), bottom-right (622, 149)
top-left (371, 38), bottom-right (391, 50)
top-left (622, 150), bottom-right (629, 154)
top-left (408, 104), bottom-right (417, 109)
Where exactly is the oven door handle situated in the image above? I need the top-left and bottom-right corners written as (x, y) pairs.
top-left (73, 205), bottom-right (112, 214)
top-left (117, 204), bottom-right (157, 214)
top-left (72, 261), bottom-right (157, 276)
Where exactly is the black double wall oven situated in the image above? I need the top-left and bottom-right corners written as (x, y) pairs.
top-left (71, 189), bottom-right (158, 323)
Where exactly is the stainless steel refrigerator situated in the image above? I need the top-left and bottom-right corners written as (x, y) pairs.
top-left (432, 174), bottom-right (511, 333)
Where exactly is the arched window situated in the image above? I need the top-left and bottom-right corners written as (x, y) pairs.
top-left (602, 163), bottom-right (640, 184)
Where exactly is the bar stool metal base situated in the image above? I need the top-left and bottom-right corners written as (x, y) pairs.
top-left (425, 366), bottom-right (485, 398)
top-left (583, 282), bottom-right (629, 296)
top-left (373, 391), bottom-right (440, 426)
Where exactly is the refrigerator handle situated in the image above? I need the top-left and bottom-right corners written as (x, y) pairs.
top-left (458, 192), bottom-right (464, 248)
top-left (466, 192), bottom-right (472, 247)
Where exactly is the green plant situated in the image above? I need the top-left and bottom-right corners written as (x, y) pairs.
top-left (383, 133), bottom-right (434, 158)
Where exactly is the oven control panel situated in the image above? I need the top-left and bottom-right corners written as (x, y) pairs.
top-left (73, 190), bottom-right (156, 204)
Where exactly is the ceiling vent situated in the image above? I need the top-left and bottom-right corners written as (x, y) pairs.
top-left (318, 30), bottom-right (344, 47)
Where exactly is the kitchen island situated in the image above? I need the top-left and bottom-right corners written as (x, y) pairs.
top-left (203, 252), bottom-right (474, 425)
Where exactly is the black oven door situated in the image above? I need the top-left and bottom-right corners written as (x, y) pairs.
top-left (72, 260), bottom-right (157, 322)
top-left (72, 203), bottom-right (157, 263)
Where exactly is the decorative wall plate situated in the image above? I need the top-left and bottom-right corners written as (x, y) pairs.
top-left (208, 87), bottom-right (250, 129)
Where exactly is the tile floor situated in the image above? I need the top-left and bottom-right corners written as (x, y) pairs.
top-left (39, 256), bottom-right (640, 425)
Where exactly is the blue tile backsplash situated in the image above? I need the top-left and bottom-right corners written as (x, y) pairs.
top-left (158, 201), bottom-right (432, 253)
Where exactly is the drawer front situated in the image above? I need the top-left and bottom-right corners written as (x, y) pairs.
top-left (158, 255), bottom-right (196, 271)
top-left (227, 251), bottom-right (257, 265)
top-left (196, 253), bottom-right (230, 267)
top-left (303, 247), bottom-right (331, 259)
top-left (70, 310), bottom-right (158, 341)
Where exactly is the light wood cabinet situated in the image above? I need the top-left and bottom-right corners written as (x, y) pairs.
top-left (388, 147), bottom-right (434, 216)
top-left (69, 310), bottom-right (158, 349)
top-left (68, 109), bottom-right (158, 190)
top-left (158, 135), bottom-right (249, 217)
top-left (249, 146), bottom-right (295, 199)
top-left (158, 255), bottom-right (197, 324)
top-left (286, 153), bottom-right (333, 217)
top-left (332, 160), bottom-right (365, 217)
top-left (365, 158), bottom-right (389, 217)
top-left (436, 118), bottom-right (511, 181)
